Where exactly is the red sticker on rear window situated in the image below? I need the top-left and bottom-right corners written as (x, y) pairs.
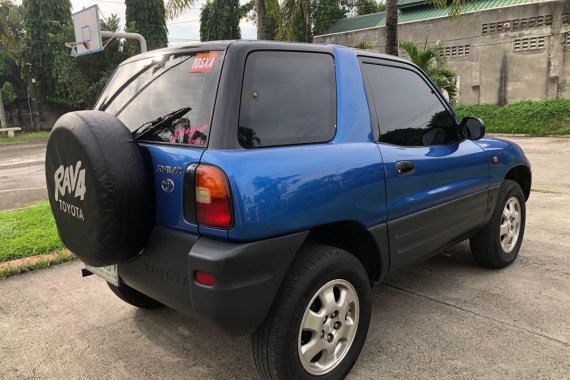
top-left (190, 52), bottom-right (219, 73)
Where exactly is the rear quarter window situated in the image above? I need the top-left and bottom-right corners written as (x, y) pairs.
top-left (238, 51), bottom-right (336, 148)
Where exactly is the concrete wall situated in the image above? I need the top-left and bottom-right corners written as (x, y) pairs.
top-left (315, 0), bottom-right (570, 105)
top-left (3, 99), bottom-right (71, 131)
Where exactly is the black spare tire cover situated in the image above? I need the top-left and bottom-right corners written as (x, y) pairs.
top-left (45, 111), bottom-right (154, 267)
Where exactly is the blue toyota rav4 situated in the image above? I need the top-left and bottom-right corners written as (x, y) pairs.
top-left (46, 41), bottom-right (531, 379)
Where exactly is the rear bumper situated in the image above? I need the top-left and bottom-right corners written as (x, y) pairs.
top-left (117, 226), bottom-right (308, 335)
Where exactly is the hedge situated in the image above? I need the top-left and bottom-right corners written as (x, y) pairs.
top-left (454, 99), bottom-right (570, 136)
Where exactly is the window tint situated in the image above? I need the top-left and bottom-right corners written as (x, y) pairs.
top-left (96, 51), bottom-right (224, 146)
top-left (239, 51), bottom-right (336, 148)
top-left (363, 63), bottom-right (459, 147)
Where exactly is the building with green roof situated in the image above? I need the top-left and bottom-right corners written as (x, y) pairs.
top-left (314, 0), bottom-right (570, 104)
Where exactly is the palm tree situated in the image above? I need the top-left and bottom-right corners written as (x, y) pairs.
top-left (257, 0), bottom-right (266, 40)
top-left (385, 0), bottom-right (471, 57)
top-left (384, 0), bottom-right (397, 55)
top-left (167, 0), bottom-right (267, 40)
top-left (278, 0), bottom-right (311, 42)
top-left (399, 40), bottom-right (459, 104)
top-left (165, 0), bottom-right (195, 19)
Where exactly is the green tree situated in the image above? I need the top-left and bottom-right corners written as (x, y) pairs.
top-left (165, 0), bottom-right (195, 19)
top-left (0, 1), bottom-right (24, 129)
top-left (385, 0), bottom-right (470, 57)
top-left (125, 0), bottom-right (168, 51)
top-left (313, 0), bottom-right (345, 36)
top-left (200, 0), bottom-right (242, 41)
top-left (356, 0), bottom-right (380, 15)
top-left (22, 0), bottom-right (72, 103)
top-left (399, 40), bottom-right (459, 104)
top-left (246, 0), bottom-right (280, 40)
top-left (52, 15), bottom-right (135, 109)
top-left (0, 1), bottom-right (24, 95)
top-left (278, 0), bottom-right (312, 42)
top-left (430, 0), bottom-right (471, 18)
top-left (261, 0), bottom-right (279, 39)
top-left (0, 0), bottom-right (22, 53)
top-left (1, 81), bottom-right (16, 105)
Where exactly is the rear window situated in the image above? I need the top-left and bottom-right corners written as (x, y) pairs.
top-left (238, 51), bottom-right (336, 148)
top-left (95, 51), bottom-right (224, 146)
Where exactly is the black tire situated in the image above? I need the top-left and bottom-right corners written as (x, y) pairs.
top-left (253, 245), bottom-right (371, 380)
top-left (45, 111), bottom-right (154, 267)
top-left (470, 179), bottom-right (526, 268)
top-left (107, 282), bottom-right (164, 309)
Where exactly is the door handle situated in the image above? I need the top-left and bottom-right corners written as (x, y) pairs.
top-left (395, 161), bottom-right (415, 176)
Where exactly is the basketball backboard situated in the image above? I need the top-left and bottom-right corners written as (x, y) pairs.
top-left (71, 5), bottom-right (102, 57)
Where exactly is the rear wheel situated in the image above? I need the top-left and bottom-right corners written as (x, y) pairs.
top-left (253, 245), bottom-right (371, 380)
top-left (107, 282), bottom-right (164, 309)
top-left (470, 179), bottom-right (526, 268)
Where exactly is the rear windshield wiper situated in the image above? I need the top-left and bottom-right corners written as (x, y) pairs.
top-left (132, 107), bottom-right (192, 140)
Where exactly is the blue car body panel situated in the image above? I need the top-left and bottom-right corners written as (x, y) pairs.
top-left (139, 143), bottom-right (203, 234)
top-left (332, 46), bottom-right (376, 144)
top-left (141, 45), bottom-right (529, 245)
top-left (473, 137), bottom-right (531, 187)
top-left (200, 46), bottom-right (387, 241)
top-left (378, 140), bottom-right (489, 220)
top-left (201, 144), bottom-right (386, 241)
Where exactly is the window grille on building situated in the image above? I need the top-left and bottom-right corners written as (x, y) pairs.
top-left (513, 37), bottom-right (545, 51)
top-left (482, 15), bottom-right (553, 35)
top-left (563, 14), bottom-right (570, 25)
top-left (565, 33), bottom-right (570, 49)
top-left (443, 45), bottom-right (470, 57)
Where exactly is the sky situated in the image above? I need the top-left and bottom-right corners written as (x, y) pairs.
top-left (69, 0), bottom-right (257, 46)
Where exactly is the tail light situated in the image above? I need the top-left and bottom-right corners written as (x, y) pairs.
top-left (194, 164), bottom-right (233, 229)
top-left (194, 271), bottom-right (216, 286)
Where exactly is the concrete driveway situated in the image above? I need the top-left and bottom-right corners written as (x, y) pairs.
top-left (0, 136), bottom-right (569, 379)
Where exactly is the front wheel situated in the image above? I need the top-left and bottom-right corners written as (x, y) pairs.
top-left (253, 245), bottom-right (371, 380)
top-left (470, 179), bottom-right (526, 268)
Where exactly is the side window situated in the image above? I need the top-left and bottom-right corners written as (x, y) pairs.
top-left (363, 63), bottom-right (459, 147)
top-left (238, 51), bottom-right (336, 148)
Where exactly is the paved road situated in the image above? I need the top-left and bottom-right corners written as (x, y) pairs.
top-left (0, 137), bottom-right (569, 379)
top-left (0, 141), bottom-right (47, 211)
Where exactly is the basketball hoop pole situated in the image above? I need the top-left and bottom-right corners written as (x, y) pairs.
top-left (70, 6), bottom-right (148, 56)
top-left (101, 31), bottom-right (147, 53)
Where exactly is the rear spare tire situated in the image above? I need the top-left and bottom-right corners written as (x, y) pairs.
top-left (45, 111), bottom-right (154, 267)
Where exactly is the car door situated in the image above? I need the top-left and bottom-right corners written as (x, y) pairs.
top-left (360, 57), bottom-right (489, 272)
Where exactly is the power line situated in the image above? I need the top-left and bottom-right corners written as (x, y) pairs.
top-left (22, 27), bottom-right (569, 46)
top-left (74, 0), bottom-right (210, 12)
top-left (75, 0), bottom-right (126, 5)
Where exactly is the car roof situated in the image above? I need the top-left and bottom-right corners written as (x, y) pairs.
top-left (122, 40), bottom-right (410, 66)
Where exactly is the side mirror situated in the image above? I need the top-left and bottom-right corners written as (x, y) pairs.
top-left (461, 117), bottom-right (485, 140)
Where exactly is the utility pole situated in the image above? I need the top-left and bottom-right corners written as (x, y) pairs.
top-left (0, 91), bottom-right (6, 130)
top-left (25, 62), bottom-right (40, 132)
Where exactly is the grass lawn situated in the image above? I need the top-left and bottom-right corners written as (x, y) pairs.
top-left (0, 201), bottom-right (65, 263)
top-left (0, 251), bottom-right (74, 279)
top-left (455, 100), bottom-right (570, 136)
top-left (0, 131), bottom-right (50, 145)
